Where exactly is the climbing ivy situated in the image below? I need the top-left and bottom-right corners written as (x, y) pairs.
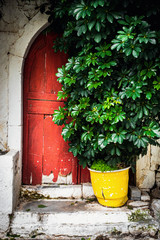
top-left (41, 0), bottom-right (160, 169)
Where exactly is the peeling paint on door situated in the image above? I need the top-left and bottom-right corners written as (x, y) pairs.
top-left (23, 31), bottom-right (90, 185)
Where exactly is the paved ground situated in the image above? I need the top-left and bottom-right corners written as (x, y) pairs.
top-left (1, 198), bottom-right (159, 240)
top-left (1, 186), bottom-right (160, 240)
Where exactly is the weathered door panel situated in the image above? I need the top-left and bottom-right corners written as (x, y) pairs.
top-left (23, 31), bottom-right (90, 185)
top-left (27, 114), bottom-right (43, 185)
top-left (45, 33), bottom-right (67, 95)
top-left (43, 114), bottom-right (75, 183)
top-left (29, 48), bottom-right (46, 93)
top-left (43, 115), bottom-right (61, 179)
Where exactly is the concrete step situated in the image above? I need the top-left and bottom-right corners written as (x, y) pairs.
top-left (21, 184), bottom-right (95, 199)
top-left (10, 199), bottom-right (159, 239)
top-left (10, 199), bottom-right (130, 238)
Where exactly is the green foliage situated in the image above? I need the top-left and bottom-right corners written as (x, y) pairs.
top-left (90, 159), bottom-right (118, 172)
top-left (43, 0), bottom-right (160, 169)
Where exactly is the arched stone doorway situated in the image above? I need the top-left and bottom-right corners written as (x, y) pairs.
top-left (22, 30), bottom-right (90, 185)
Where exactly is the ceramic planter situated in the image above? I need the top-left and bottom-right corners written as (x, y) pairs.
top-left (89, 167), bottom-right (130, 207)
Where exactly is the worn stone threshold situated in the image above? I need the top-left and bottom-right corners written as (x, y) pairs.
top-left (9, 198), bottom-right (159, 240)
top-left (21, 183), bottom-right (95, 199)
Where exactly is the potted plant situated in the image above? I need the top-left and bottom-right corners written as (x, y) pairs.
top-left (42, 0), bottom-right (160, 207)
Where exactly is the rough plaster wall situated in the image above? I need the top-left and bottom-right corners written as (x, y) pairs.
top-left (137, 143), bottom-right (160, 191)
top-left (0, 0), bottom-right (46, 151)
top-left (0, 33), bottom-right (9, 151)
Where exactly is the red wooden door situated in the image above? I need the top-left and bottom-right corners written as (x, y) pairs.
top-left (23, 31), bottom-right (90, 185)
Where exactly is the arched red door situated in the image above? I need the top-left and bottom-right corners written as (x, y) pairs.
top-left (23, 31), bottom-right (90, 185)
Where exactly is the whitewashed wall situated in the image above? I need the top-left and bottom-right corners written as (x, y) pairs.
top-left (0, 0), bottom-right (47, 151)
top-left (0, 0), bottom-right (48, 233)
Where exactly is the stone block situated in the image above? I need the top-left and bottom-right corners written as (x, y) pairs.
top-left (150, 142), bottom-right (160, 171)
top-left (156, 172), bottom-right (160, 187)
top-left (141, 191), bottom-right (150, 202)
top-left (0, 150), bottom-right (19, 214)
top-left (128, 201), bottom-right (150, 209)
top-left (82, 183), bottom-right (95, 199)
top-left (137, 170), bottom-right (155, 190)
top-left (10, 12), bottom-right (48, 58)
top-left (137, 153), bottom-right (150, 171)
top-left (151, 199), bottom-right (160, 221)
top-left (38, 185), bottom-right (82, 199)
top-left (0, 122), bottom-right (8, 151)
top-left (129, 221), bottom-right (159, 237)
top-left (0, 214), bottom-right (10, 232)
top-left (136, 149), bottom-right (156, 191)
top-left (128, 186), bottom-right (141, 200)
top-left (8, 55), bottom-right (23, 127)
top-left (140, 188), bottom-right (150, 192)
top-left (0, 33), bottom-right (10, 151)
top-left (151, 187), bottom-right (160, 199)
top-left (8, 125), bottom-right (22, 150)
top-left (0, 153), bottom-right (13, 214)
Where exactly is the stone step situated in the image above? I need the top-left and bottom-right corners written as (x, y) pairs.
top-left (10, 199), bottom-right (129, 238)
top-left (10, 199), bottom-right (159, 239)
top-left (21, 184), bottom-right (95, 199)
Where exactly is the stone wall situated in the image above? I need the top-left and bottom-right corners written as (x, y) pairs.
top-left (0, 0), bottom-right (47, 151)
top-left (136, 144), bottom-right (160, 191)
top-left (0, 0), bottom-right (48, 232)
top-left (0, 150), bottom-right (19, 232)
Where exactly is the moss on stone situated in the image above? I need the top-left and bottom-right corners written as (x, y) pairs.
top-left (128, 209), bottom-right (151, 222)
top-left (20, 188), bottom-right (51, 201)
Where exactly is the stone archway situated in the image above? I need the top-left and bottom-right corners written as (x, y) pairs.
top-left (8, 12), bottom-right (49, 153)
top-left (7, 10), bottom-right (49, 201)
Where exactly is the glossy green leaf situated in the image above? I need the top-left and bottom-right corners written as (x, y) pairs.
top-left (95, 21), bottom-right (101, 32)
top-left (124, 48), bottom-right (132, 56)
top-left (94, 33), bottom-right (102, 43)
top-left (88, 20), bottom-right (95, 31)
top-left (149, 39), bottom-right (156, 44)
top-left (107, 14), bottom-right (113, 23)
top-left (132, 50), bottom-right (139, 58)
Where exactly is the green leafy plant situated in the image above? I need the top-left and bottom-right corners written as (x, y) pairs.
top-left (42, 0), bottom-right (160, 170)
top-left (90, 159), bottom-right (118, 172)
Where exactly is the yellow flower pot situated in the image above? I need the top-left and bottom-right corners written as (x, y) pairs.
top-left (89, 167), bottom-right (130, 207)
